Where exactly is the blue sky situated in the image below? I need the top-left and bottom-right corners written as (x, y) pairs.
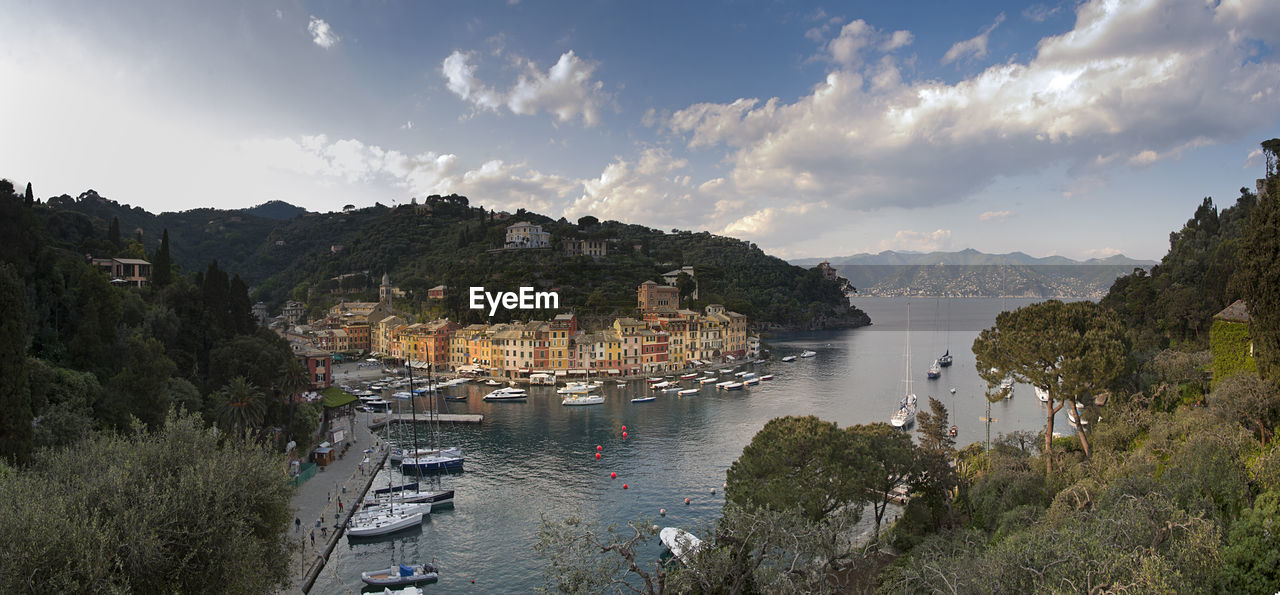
top-left (2, 0), bottom-right (1278, 261)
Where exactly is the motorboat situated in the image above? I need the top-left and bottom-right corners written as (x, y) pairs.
top-left (1035, 387), bottom-right (1050, 403)
top-left (346, 511), bottom-right (424, 537)
top-left (651, 381), bottom-right (671, 389)
top-left (443, 393), bottom-right (467, 401)
top-left (562, 394), bottom-right (605, 406)
top-left (699, 377), bottom-right (718, 384)
top-left (631, 395), bottom-right (656, 403)
top-left (744, 377), bottom-right (760, 386)
top-left (361, 562), bottom-right (439, 587)
top-left (677, 388), bottom-right (699, 396)
top-left (646, 377), bottom-right (665, 384)
top-left (616, 381), bottom-right (628, 386)
top-left (719, 368), bottom-right (735, 374)
top-left (759, 374), bottom-right (774, 381)
top-left (781, 355), bottom-right (797, 362)
top-left (483, 387), bottom-right (528, 401)
top-left (927, 360), bottom-right (941, 379)
top-left (799, 350), bottom-right (817, 358)
top-left (557, 382), bottom-right (593, 395)
top-left (715, 380), bottom-right (734, 389)
top-left (724, 382), bottom-right (744, 391)
top-left (659, 527), bottom-right (702, 564)
top-left (353, 501), bottom-right (432, 521)
top-left (1066, 402), bottom-right (1089, 426)
top-left (484, 379), bottom-right (502, 386)
top-left (679, 373), bottom-right (699, 380)
top-left (1000, 377), bottom-right (1014, 398)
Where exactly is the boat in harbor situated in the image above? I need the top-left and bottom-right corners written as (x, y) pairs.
top-left (1035, 387), bottom-right (1050, 403)
top-left (724, 382), bottom-right (744, 391)
top-left (483, 387), bottom-right (528, 401)
top-left (715, 380), bottom-right (734, 389)
top-left (651, 381), bottom-right (671, 389)
top-left (938, 349), bottom-right (953, 367)
top-left (1000, 377), bottom-right (1014, 398)
top-left (361, 562), bottom-right (439, 587)
top-left (677, 388), bottom-right (699, 396)
top-left (484, 379), bottom-right (501, 386)
top-left (562, 394), bottom-right (605, 406)
top-left (699, 376), bottom-right (718, 384)
top-left (759, 374), bottom-right (774, 381)
top-left (616, 381), bottom-right (628, 386)
top-left (659, 527), bottom-right (702, 564)
top-left (927, 360), bottom-right (941, 379)
top-left (443, 393), bottom-right (467, 401)
top-left (365, 483), bottom-right (454, 508)
top-left (353, 501), bottom-right (432, 521)
top-left (891, 302), bottom-right (918, 428)
top-left (557, 382), bottom-right (593, 395)
top-left (679, 373), bottom-right (699, 380)
top-left (799, 350), bottom-right (817, 358)
top-left (1066, 402), bottom-right (1089, 426)
top-left (719, 368), bottom-right (735, 374)
top-left (631, 395), bottom-right (656, 403)
top-left (781, 355), bottom-right (797, 362)
top-left (743, 377), bottom-right (760, 386)
top-left (347, 511), bottom-right (424, 537)
top-left (647, 377), bottom-right (665, 384)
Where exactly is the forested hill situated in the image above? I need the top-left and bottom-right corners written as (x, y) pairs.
top-left (28, 189), bottom-right (865, 329)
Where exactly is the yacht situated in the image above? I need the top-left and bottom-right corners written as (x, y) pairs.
top-left (781, 355), bottom-right (797, 362)
top-left (799, 350), bottom-right (817, 358)
top-left (347, 512), bottom-right (424, 538)
top-left (927, 360), bottom-right (941, 380)
top-left (1035, 387), bottom-right (1050, 403)
top-left (561, 394), bottom-right (605, 406)
top-left (890, 393), bottom-right (918, 428)
top-left (483, 387), bottom-right (528, 401)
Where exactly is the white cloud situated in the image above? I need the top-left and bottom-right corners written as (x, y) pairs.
top-left (881, 30), bottom-right (914, 52)
top-left (307, 16), bottom-right (340, 49)
top-left (1083, 247), bottom-right (1122, 258)
top-left (400, 120), bottom-right (414, 130)
top-left (441, 49), bottom-right (611, 126)
top-left (664, 0), bottom-right (1280, 219)
top-left (1023, 4), bottom-right (1061, 23)
top-left (882, 229), bottom-right (953, 252)
top-left (274, 9), bottom-right (283, 20)
top-left (942, 13), bottom-right (1005, 64)
top-left (979, 210), bottom-right (1013, 222)
top-left (818, 20), bottom-right (913, 67)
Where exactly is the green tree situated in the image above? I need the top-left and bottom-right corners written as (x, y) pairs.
top-left (26, 358), bottom-right (99, 450)
top-left (1219, 489), bottom-right (1280, 592)
top-left (1208, 372), bottom-right (1280, 446)
top-left (108, 215), bottom-right (120, 247)
top-left (534, 515), bottom-right (665, 594)
top-left (0, 410), bottom-right (294, 593)
top-left (1240, 140), bottom-right (1280, 379)
top-left (151, 228), bottom-right (172, 287)
top-left (23, 181), bottom-right (33, 207)
top-left (577, 215), bottom-right (599, 228)
top-left (216, 376), bottom-right (266, 436)
top-left (0, 263), bottom-right (34, 465)
top-left (973, 300), bottom-right (1126, 473)
top-left (102, 333), bottom-right (178, 429)
top-left (853, 422), bottom-right (918, 545)
top-left (725, 415), bottom-right (865, 523)
top-left (676, 271), bottom-right (696, 303)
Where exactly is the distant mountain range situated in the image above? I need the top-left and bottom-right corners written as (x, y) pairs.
top-left (791, 249), bottom-right (1157, 299)
top-left (791, 248), bottom-right (1157, 267)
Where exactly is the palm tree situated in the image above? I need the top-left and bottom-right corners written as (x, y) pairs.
top-left (217, 376), bottom-right (266, 437)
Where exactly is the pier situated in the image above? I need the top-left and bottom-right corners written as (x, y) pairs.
top-left (369, 413), bottom-right (484, 427)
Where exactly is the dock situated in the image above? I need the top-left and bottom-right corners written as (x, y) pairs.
top-left (369, 413), bottom-right (484, 427)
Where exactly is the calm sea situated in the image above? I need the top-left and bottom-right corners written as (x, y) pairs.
top-left (312, 297), bottom-right (1074, 594)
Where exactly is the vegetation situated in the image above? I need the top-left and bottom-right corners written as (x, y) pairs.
top-left (30, 190), bottom-right (864, 328)
top-left (0, 411), bottom-right (294, 593)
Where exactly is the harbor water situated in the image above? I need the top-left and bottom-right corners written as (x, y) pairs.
top-left (311, 297), bottom-right (1073, 593)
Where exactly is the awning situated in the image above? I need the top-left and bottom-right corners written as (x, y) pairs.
top-left (604, 369), bottom-right (620, 375)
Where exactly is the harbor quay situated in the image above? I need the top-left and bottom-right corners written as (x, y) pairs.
top-left (284, 409), bottom-right (386, 594)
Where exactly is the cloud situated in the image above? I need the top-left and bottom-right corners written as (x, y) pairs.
top-left (979, 210), bottom-right (1013, 222)
top-left (441, 49), bottom-right (611, 126)
top-left (400, 121), bottom-right (414, 130)
top-left (307, 16), bottom-right (340, 49)
top-left (882, 229), bottom-right (953, 252)
top-left (942, 13), bottom-right (1005, 64)
top-left (881, 30), bottom-right (914, 51)
top-left (274, 9), bottom-right (283, 20)
top-left (1022, 4), bottom-right (1061, 23)
top-left (663, 0), bottom-right (1280, 221)
top-left (818, 20), bottom-right (912, 67)
top-left (1083, 247), bottom-right (1121, 258)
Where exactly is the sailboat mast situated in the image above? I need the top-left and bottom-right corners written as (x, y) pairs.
top-left (408, 358), bottom-right (422, 493)
top-left (904, 301), bottom-right (912, 396)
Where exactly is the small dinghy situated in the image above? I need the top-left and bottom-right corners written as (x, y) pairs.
top-left (631, 395), bottom-right (656, 403)
top-left (361, 562), bottom-right (438, 587)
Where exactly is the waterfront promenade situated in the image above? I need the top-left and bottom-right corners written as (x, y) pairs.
top-left (285, 408), bottom-right (384, 594)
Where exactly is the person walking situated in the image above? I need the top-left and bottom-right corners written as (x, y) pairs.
top-left (309, 530), bottom-right (315, 546)
top-left (295, 517), bottom-right (301, 533)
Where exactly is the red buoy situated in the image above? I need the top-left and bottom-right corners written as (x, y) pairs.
top-left (595, 452), bottom-right (602, 459)
top-left (623, 484), bottom-right (628, 489)
top-left (684, 497), bottom-right (691, 504)
top-left (622, 431), bottom-right (628, 438)
top-left (596, 445), bottom-right (603, 451)
top-left (610, 472), bottom-right (617, 479)
top-left (622, 425), bottom-right (627, 431)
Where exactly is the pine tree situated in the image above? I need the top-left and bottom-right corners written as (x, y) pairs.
top-left (0, 263), bottom-right (34, 465)
top-left (151, 229), bottom-right (173, 287)
top-left (23, 182), bottom-right (33, 207)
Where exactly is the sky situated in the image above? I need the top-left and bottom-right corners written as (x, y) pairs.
top-left (2, 0), bottom-right (1279, 261)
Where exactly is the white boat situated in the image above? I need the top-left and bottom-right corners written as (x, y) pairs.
top-left (938, 349), bottom-right (953, 367)
top-left (562, 394), bottom-right (605, 406)
top-left (759, 374), bottom-right (774, 381)
top-left (744, 377), bottom-right (760, 386)
top-left (347, 511), bottom-right (424, 537)
top-left (781, 355), bottom-right (797, 362)
top-left (659, 527), bottom-right (702, 563)
top-left (699, 377), bottom-right (718, 384)
top-left (679, 373), bottom-right (699, 380)
top-left (1066, 402), bottom-right (1089, 426)
top-left (719, 368), bottom-right (735, 374)
top-left (927, 360), bottom-right (941, 379)
top-left (677, 388), bottom-right (699, 396)
top-left (646, 377), bottom-right (665, 384)
top-left (799, 350), bottom-right (817, 358)
top-left (616, 381), bottom-right (628, 386)
top-left (1000, 377), bottom-right (1014, 398)
top-left (724, 382), bottom-right (744, 391)
top-left (1035, 387), bottom-right (1050, 403)
top-left (891, 393), bottom-right (917, 428)
top-left (651, 381), bottom-right (671, 389)
top-left (401, 451), bottom-right (464, 473)
top-left (557, 383), bottom-right (593, 395)
top-left (365, 485), bottom-right (454, 508)
top-left (484, 379), bottom-right (501, 386)
top-left (631, 395), bottom-right (656, 403)
top-left (353, 501), bottom-right (432, 520)
top-left (715, 380), bottom-right (734, 389)
top-left (361, 562), bottom-right (438, 587)
top-left (392, 391), bottom-right (413, 400)
top-left (483, 387), bottom-right (528, 401)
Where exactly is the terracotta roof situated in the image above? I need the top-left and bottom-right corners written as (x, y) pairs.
top-left (1215, 299), bottom-right (1251, 323)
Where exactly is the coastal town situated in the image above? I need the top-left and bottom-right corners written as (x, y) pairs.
top-left (270, 273), bottom-right (756, 389)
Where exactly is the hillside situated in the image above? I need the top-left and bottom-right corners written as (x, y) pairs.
top-left (31, 191), bottom-right (866, 329)
top-left (792, 249), bottom-right (1156, 298)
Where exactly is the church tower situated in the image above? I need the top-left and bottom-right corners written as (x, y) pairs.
top-left (380, 272), bottom-right (392, 304)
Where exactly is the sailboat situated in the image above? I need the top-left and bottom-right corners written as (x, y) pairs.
top-left (349, 388), bottom-right (426, 538)
top-left (891, 302), bottom-right (918, 428)
top-left (927, 359), bottom-right (941, 379)
top-left (938, 299), bottom-right (953, 367)
top-left (401, 364), bottom-right (464, 473)
top-left (366, 363), bottom-right (455, 510)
